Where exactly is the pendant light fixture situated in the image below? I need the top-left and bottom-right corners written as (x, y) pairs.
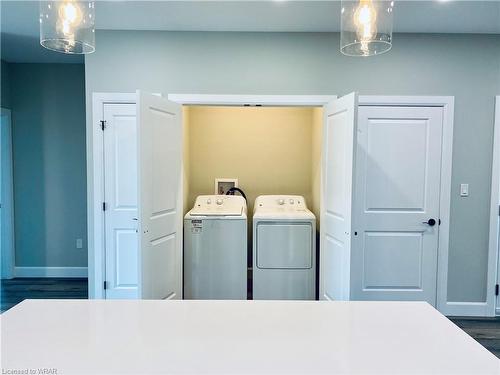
top-left (340, 0), bottom-right (394, 57)
top-left (39, 1), bottom-right (95, 54)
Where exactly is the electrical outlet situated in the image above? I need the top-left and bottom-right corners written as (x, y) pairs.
top-left (76, 238), bottom-right (83, 249)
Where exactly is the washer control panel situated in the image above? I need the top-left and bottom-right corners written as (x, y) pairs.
top-left (190, 195), bottom-right (246, 216)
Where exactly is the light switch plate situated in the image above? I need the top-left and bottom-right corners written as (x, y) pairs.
top-left (76, 238), bottom-right (83, 249)
top-left (460, 184), bottom-right (469, 197)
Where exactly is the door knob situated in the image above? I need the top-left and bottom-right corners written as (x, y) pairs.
top-left (422, 218), bottom-right (436, 227)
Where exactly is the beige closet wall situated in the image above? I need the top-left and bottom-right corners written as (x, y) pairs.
top-left (184, 106), bottom-right (322, 219)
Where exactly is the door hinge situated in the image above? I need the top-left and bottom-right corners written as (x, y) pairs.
top-left (496, 284), bottom-right (499, 296)
top-left (498, 205), bottom-right (500, 216)
top-left (102, 202), bottom-right (107, 211)
top-left (100, 120), bottom-right (106, 131)
top-left (104, 281), bottom-right (108, 290)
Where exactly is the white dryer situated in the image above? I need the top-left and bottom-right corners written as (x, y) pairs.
top-left (253, 195), bottom-right (316, 300)
top-left (184, 195), bottom-right (247, 300)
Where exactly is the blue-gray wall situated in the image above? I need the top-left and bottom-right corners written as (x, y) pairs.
top-left (1, 60), bottom-right (11, 109)
top-left (9, 63), bottom-right (87, 267)
top-left (85, 31), bottom-right (500, 303)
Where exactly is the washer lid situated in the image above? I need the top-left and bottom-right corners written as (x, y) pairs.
top-left (189, 195), bottom-right (246, 216)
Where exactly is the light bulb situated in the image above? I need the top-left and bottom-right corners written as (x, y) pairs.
top-left (353, 0), bottom-right (378, 52)
top-left (62, 2), bottom-right (78, 23)
top-left (57, 1), bottom-right (83, 36)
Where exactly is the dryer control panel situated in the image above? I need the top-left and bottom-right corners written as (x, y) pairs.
top-left (255, 195), bottom-right (306, 209)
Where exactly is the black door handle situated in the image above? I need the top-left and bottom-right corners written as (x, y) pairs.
top-left (422, 219), bottom-right (436, 227)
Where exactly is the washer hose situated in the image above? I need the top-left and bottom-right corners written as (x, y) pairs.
top-left (226, 187), bottom-right (247, 202)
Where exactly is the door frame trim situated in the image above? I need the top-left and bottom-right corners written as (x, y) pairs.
top-left (89, 93), bottom-right (335, 299)
top-left (358, 96), bottom-right (456, 315)
top-left (89, 93), bottom-right (137, 299)
top-left (167, 94), bottom-right (337, 107)
top-left (491, 96), bottom-right (500, 316)
top-left (1, 107), bottom-right (15, 279)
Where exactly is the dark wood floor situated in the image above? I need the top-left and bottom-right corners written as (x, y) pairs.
top-left (1, 277), bottom-right (88, 313)
top-left (1, 278), bottom-right (499, 359)
top-left (450, 317), bottom-right (500, 359)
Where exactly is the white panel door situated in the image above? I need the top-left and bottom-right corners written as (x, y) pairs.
top-left (103, 103), bottom-right (139, 299)
top-left (320, 93), bottom-right (358, 300)
top-left (352, 106), bottom-right (443, 305)
top-left (137, 91), bottom-right (182, 300)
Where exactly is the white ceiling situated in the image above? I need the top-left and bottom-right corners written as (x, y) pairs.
top-left (1, 0), bottom-right (500, 63)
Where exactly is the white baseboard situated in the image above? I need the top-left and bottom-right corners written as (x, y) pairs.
top-left (442, 301), bottom-right (491, 317)
top-left (14, 267), bottom-right (88, 278)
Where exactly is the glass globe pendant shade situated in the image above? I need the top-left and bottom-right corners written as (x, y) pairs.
top-left (340, 0), bottom-right (394, 57)
top-left (39, 1), bottom-right (95, 54)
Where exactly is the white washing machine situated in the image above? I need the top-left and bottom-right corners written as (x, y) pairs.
top-left (184, 195), bottom-right (247, 299)
top-left (253, 195), bottom-right (316, 300)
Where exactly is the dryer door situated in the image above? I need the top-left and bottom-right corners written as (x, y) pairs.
top-left (257, 223), bottom-right (313, 269)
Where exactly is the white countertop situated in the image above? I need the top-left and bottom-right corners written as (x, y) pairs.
top-left (1, 300), bottom-right (499, 374)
